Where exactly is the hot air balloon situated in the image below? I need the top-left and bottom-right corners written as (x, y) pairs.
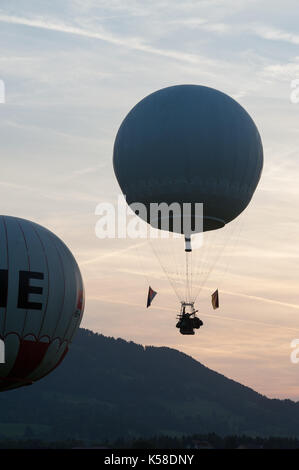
top-left (113, 84), bottom-right (263, 334)
top-left (0, 216), bottom-right (84, 391)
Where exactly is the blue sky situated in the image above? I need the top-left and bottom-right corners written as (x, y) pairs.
top-left (1, 0), bottom-right (299, 399)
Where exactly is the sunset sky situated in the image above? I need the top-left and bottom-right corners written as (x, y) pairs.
top-left (1, 0), bottom-right (299, 399)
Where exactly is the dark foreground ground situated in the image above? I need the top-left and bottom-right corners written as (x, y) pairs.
top-left (1, 329), bottom-right (299, 443)
top-left (0, 434), bottom-right (299, 449)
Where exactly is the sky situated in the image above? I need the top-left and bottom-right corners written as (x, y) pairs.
top-left (1, 0), bottom-right (299, 399)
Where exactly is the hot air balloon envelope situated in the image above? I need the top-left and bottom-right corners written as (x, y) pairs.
top-left (113, 84), bottom-right (263, 233)
top-left (0, 216), bottom-right (84, 391)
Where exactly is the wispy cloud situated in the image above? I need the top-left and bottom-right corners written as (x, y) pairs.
top-left (218, 288), bottom-right (299, 312)
top-left (60, 163), bottom-right (108, 182)
top-left (263, 57), bottom-right (299, 79)
top-left (169, 17), bottom-right (230, 34)
top-left (0, 14), bottom-right (203, 64)
top-left (252, 24), bottom-right (299, 45)
top-left (0, 181), bottom-right (99, 204)
top-left (80, 241), bottom-right (147, 266)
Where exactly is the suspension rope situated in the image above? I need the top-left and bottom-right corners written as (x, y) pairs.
top-left (185, 252), bottom-right (191, 302)
top-left (149, 236), bottom-right (182, 302)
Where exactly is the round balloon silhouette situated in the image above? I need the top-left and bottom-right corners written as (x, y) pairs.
top-left (113, 84), bottom-right (263, 233)
top-left (0, 216), bottom-right (84, 391)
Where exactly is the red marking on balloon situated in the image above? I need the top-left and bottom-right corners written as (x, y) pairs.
top-left (77, 290), bottom-right (83, 311)
top-left (7, 339), bottom-right (50, 379)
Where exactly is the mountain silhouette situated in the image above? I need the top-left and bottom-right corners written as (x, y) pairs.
top-left (0, 328), bottom-right (297, 441)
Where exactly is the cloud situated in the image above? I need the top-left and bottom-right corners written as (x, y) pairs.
top-left (0, 180), bottom-right (99, 204)
top-left (252, 24), bottom-right (299, 45)
top-left (218, 287), bottom-right (299, 312)
top-left (168, 17), bottom-right (230, 34)
top-left (0, 14), bottom-right (204, 64)
top-left (80, 241), bottom-right (147, 265)
top-left (60, 163), bottom-right (108, 182)
top-left (263, 58), bottom-right (299, 79)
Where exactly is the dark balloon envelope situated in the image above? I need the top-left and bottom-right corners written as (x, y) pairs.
top-left (113, 84), bottom-right (263, 233)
